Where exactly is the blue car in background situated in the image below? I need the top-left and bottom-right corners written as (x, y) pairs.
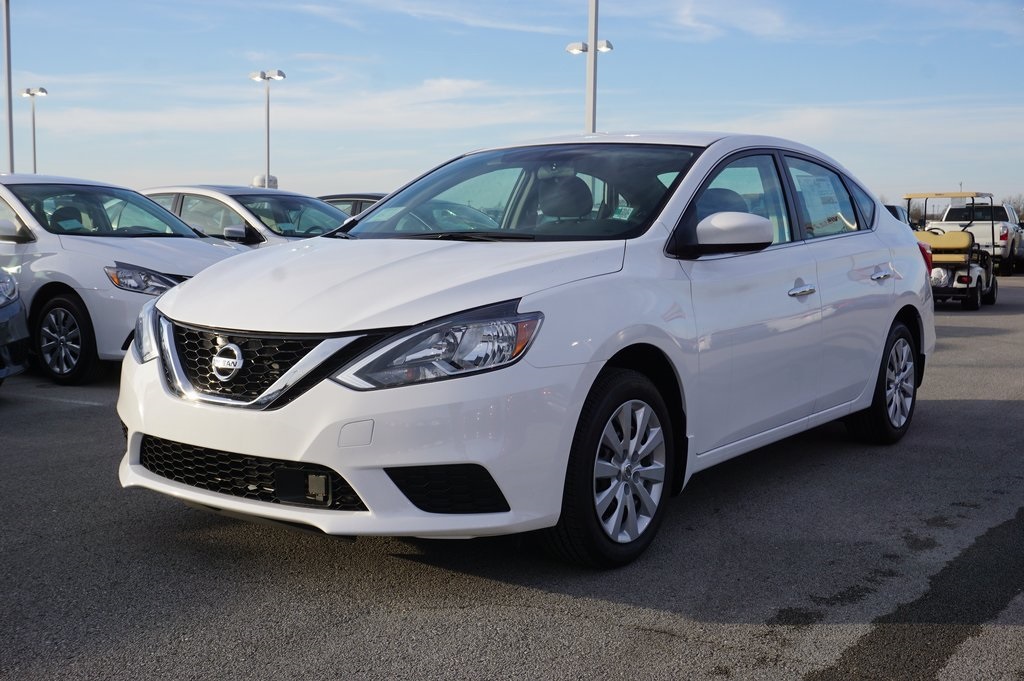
top-left (0, 270), bottom-right (30, 387)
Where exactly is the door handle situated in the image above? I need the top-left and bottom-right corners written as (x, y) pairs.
top-left (788, 284), bottom-right (817, 297)
top-left (870, 270), bottom-right (893, 281)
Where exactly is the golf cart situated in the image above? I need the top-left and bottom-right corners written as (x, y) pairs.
top-left (904, 192), bottom-right (997, 310)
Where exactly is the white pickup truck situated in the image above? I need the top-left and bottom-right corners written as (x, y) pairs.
top-left (925, 197), bottom-right (1023, 275)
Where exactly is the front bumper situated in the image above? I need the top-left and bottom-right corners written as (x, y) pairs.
top-left (0, 298), bottom-right (30, 379)
top-left (118, 349), bottom-right (594, 537)
top-left (87, 287), bottom-right (157, 361)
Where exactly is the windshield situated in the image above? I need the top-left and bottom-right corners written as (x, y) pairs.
top-left (945, 205), bottom-right (1006, 222)
top-left (234, 194), bottom-right (349, 237)
top-left (346, 143), bottom-right (700, 241)
top-left (9, 184), bottom-right (198, 238)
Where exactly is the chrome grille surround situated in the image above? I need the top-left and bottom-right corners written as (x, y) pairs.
top-left (158, 316), bottom-right (364, 410)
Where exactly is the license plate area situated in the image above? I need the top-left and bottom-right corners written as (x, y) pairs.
top-left (273, 467), bottom-right (332, 508)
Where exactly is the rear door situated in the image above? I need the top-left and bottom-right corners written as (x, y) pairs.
top-left (782, 155), bottom-right (895, 412)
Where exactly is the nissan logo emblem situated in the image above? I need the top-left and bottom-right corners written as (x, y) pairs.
top-left (211, 343), bottom-right (244, 382)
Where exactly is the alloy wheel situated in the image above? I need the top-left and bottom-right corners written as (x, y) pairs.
top-left (592, 399), bottom-right (667, 543)
top-left (39, 307), bottom-right (82, 376)
top-left (884, 337), bottom-right (915, 429)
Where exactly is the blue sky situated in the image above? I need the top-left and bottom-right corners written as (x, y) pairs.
top-left (6, 0), bottom-right (1024, 203)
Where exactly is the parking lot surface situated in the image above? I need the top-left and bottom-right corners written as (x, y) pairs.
top-left (2, 280), bottom-right (1023, 680)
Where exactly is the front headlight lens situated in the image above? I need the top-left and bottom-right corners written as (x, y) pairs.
top-left (0, 271), bottom-right (18, 307)
top-left (132, 298), bottom-right (161, 364)
top-left (334, 301), bottom-right (543, 390)
top-left (104, 263), bottom-right (178, 295)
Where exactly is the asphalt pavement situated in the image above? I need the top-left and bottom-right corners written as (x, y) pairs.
top-left (2, 279), bottom-right (1023, 680)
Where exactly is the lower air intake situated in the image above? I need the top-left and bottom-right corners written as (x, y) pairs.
top-left (385, 464), bottom-right (510, 514)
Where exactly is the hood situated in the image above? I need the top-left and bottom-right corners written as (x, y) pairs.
top-left (59, 235), bottom-right (239, 276)
top-left (157, 237), bottom-right (625, 332)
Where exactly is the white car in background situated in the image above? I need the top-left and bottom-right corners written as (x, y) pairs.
top-left (145, 185), bottom-right (350, 248)
top-left (119, 132), bottom-right (936, 567)
top-left (0, 175), bottom-right (242, 384)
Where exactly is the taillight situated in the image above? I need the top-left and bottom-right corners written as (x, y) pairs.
top-left (917, 240), bottom-right (933, 271)
top-left (999, 225), bottom-right (1008, 242)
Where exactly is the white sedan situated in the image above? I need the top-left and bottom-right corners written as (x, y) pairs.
top-left (0, 175), bottom-right (242, 384)
top-left (145, 185), bottom-right (350, 248)
top-left (118, 132), bottom-right (936, 566)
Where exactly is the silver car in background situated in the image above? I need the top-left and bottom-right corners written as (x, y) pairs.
top-left (146, 185), bottom-right (350, 248)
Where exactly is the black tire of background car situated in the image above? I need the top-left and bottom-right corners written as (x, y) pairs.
top-left (33, 294), bottom-right (104, 385)
top-left (541, 367), bottom-right (675, 568)
top-left (1000, 256), bottom-right (1013, 277)
top-left (845, 321), bottom-right (918, 445)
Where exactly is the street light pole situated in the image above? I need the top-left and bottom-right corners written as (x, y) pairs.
top-left (565, 0), bottom-right (612, 134)
top-left (584, 0), bottom-right (598, 134)
top-left (3, 0), bottom-right (12, 173)
top-left (22, 87), bottom-right (46, 174)
top-left (249, 69), bottom-right (286, 188)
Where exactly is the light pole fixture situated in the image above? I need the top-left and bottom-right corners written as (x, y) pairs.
top-left (3, 0), bottom-right (13, 173)
top-left (21, 87), bottom-right (47, 174)
top-left (565, 0), bottom-right (613, 133)
top-left (249, 69), bottom-right (285, 188)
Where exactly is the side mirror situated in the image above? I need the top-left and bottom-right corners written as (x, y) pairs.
top-left (0, 218), bottom-right (33, 243)
top-left (222, 224), bottom-right (247, 242)
top-left (671, 212), bottom-right (773, 259)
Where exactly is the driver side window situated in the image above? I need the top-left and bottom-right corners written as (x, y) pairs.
top-left (677, 154), bottom-right (792, 248)
top-left (181, 195), bottom-right (245, 238)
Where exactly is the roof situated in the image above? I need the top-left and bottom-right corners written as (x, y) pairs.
top-left (143, 184), bottom-right (311, 197)
top-left (902, 192), bottom-right (994, 200)
top-left (0, 173), bottom-right (123, 188)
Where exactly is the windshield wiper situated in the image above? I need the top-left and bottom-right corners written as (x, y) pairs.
top-left (399, 231), bottom-right (536, 242)
top-left (325, 216), bottom-right (358, 239)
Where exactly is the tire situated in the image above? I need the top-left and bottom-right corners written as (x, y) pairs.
top-left (33, 294), bottom-right (103, 385)
top-left (846, 321), bottom-right (918, 445)
top-left (982, 274), bottom-right (998, 305)
top-left (961, 282), bottom-right (982, 311)
top-left (542, 368), bottom-right (675, 568)
top-left (1000, 256), bottom-right (1013, 277)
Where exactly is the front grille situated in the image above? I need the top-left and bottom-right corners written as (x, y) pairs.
top-left (140, 434), bottom-right (366, 511)
top-left (386, 464), bottom-right (510, 514)
top-left (171, 323), bottom-right (322, 401)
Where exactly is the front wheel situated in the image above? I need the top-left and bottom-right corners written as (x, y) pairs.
top-left (33, 294), bottom-right (103, 385)
top-left (846, 321), bottom-right (918, 445)
top-left (542, 368), bottom-right (675, 568)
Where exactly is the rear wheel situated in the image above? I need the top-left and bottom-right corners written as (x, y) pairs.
top-left (542, 368), bottom-right (674, 568)
top-left (982, 274), bottom-right (998, 305)
top-left (846, 321), bottom-right (918, 444)
top-left (961, 281), bottom-right (982, 310)
top-left (1000, 256), bottom-right (1013, 276)
top-left (33, 294), bottom-right (103, 385)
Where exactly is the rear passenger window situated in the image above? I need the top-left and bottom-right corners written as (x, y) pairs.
top-left (785, 157), bottom-right (859, 238)
top-left (848, 182), bottom-right (876, 228)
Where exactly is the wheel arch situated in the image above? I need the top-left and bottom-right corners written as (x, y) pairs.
top-left (29, 281), bottom-right (83, 326)
top-left (603, 343), bottom-right (688, 495)
top-left (893, 304), bottom-right (925, 387)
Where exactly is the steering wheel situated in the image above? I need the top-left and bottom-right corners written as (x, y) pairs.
top-left (304, 226), bottom-right (326, 236)
top-left (927, 227), bottom-right (945, 235)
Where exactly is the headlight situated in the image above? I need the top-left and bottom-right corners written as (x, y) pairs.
top-left (132, 298), bottom-right (161, 364)
top-left (104, 263), bottom-right (178, 295)
top-left (333, 301), bottom-right (543, 390)
top-left (0, 271), bottom-right (17, 307)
